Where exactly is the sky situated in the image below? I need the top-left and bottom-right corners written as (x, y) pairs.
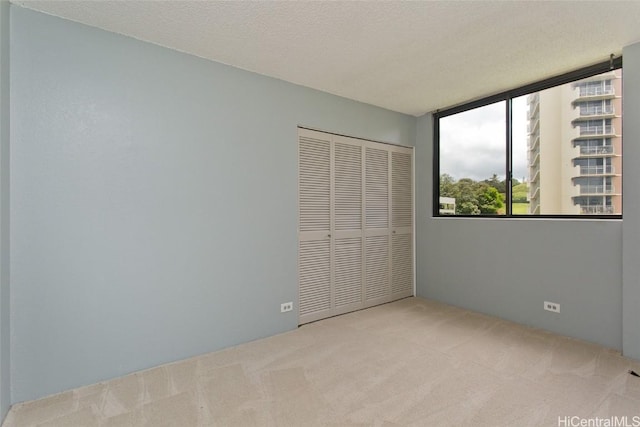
top-left (440, 97), bottom-right (528, 183)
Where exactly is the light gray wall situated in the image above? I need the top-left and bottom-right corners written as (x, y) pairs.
top-left (9, 7), bottom-right (415, 403)
top-left (622, 41), bottom-right (640, 360)
top-left (416, 103), bottom-right (624, 351)
top-left (0, 0), bottom-right (10, 421)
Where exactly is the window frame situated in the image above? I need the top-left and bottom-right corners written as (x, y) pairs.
top-left (433, 57), bottom-right (623, 219)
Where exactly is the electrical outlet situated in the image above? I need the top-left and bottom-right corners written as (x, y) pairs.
top-left (544, 301), bottom-right (560, 313)
top-left (281, 302), bottom-right (293, 313)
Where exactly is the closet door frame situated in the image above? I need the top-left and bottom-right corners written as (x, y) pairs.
top-left (297, 127), bottom-right (414, 325)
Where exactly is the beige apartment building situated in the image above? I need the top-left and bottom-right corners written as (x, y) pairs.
top-left (527, 70), bottom-right (622, 215)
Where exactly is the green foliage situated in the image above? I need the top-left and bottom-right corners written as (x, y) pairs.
top-left (512, 182), bottom-right (528, 193)
top-left (440, 174), bottom-right (505, 215)
top-left (482, 174), bottom-right (506, 194)
top-left (458, 202), bottom-right (480, 215)
top-left (477, 185), bottom-right (503, 214)
top-left (439, 173), bottom-right (457, 197)
top-left (512, 193), bottom-right (528, 203)
top-left (512, 202), bottom-right (530, 215)
top-left (481, 174), bottom-right (521, 193)
top-left (511, 182), bottom-right (530, 203)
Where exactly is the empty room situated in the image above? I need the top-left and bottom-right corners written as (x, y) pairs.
top-left (1, 1), bottom-right (640, 426)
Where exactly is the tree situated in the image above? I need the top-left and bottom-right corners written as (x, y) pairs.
top-left (483, 174), bottom-right (506, 194)
top-left (439, 173), bottom-right (457, 198)
top-left (439, 174), bottom-right (505, 215)
top-left (476, 184), bottom-right (504, 214)
top-left (440, 174), bottom-right (481, 214)
top-left (454, 178), bottom-right (479, 214)
top-left (458, 202), bottom-right (480, 215)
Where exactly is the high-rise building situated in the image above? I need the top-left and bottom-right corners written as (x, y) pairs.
top-left (527, 70), bottom-right (622, 215)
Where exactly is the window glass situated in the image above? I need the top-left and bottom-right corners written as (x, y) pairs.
top-left (522, 70), bottom-right (621, 215)
top-left (436, 65), bottom-right (622, 218)
top-left (439, 101), bottom-right (506, 215)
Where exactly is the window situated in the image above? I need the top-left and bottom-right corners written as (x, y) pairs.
top-left (434, 58), bottom-right (622, 218)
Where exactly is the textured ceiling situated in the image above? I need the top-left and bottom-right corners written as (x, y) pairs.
top-left (13, 1), bottom-right (640, 116)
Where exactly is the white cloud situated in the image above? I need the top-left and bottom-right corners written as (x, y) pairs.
top-left (440, 101), bottom-right (505, 181)
top-left (439, 97), bottom-right (529, 183)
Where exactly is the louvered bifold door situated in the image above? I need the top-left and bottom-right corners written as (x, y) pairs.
top-left (332, 136), bottom-right (364, 316)
top-left (364, 145), bottom-right (391, 306)
top-left (299, 128), bottom-right (413, 324)
top-left (298, 129), bottom-right (332, 323)
top-left (391, 147), bottom-right (414, 298)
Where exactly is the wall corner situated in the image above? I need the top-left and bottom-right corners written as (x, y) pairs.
top-left (0, 0), bottom-right (10, 421)
top-left (622, 41), bottom-right (640, 360)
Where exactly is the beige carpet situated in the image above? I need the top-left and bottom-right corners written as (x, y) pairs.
top-left (4, 297), bottom-right (640, 426)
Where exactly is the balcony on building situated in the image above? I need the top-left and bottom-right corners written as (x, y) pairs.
top-left (528, 117), bottom-right (539, 135)
top-left (573, 86), bottom-right (615, 103)
top-left (528, 132), bottom-right (540, 152)
top-left (573, 125), bottom-right (618, 139)
top-left (572, 144), bottom-right (615, 159)
top-left (568, 164), bottom-right (582, 179)
top-left (580, 205), bottom-right (615, 215)
top-left (528, 149), bottom-right (540, 167)
top-left (578, 165), bottom-right (616, 176)
top-left (529, 183), bottom-right (540, 202)
top-left (529, 167), bottom-right (540, 186)
top-left (571, 105), bottom-right (616, 123)
top-left (574, 184), bottom-right (615, 195)
top-left (529, 198), bottom-right (540, 214)
top-left (566, 184), bottom-right (580, 199)
top-left (581, 105), bottom-right (614, 117)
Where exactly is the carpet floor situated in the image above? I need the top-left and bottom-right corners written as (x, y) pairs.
top-left (4, 297), bottom-right (640, 426)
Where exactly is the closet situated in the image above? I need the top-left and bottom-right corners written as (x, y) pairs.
top-left (298, 128), bottom-right (413, 325)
